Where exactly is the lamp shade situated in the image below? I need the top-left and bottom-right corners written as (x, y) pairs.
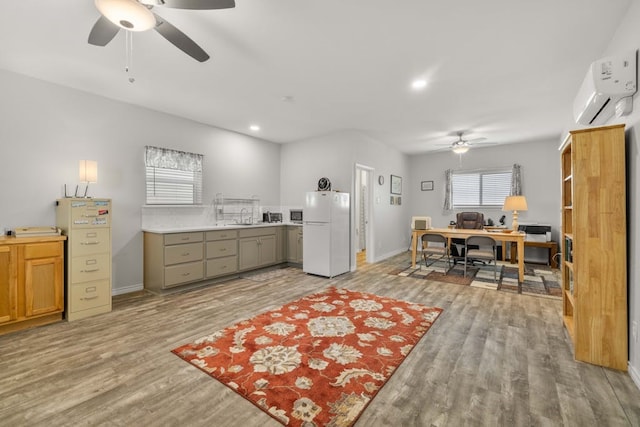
top-left (95, 0), bottom-right (156, 31)
top-left (503, 195), bottom-right (528, 211)
top-left (79, 160), bottom-right (98, 183)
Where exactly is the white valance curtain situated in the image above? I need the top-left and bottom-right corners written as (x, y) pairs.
top-left (144, 145), bottom-right (203, 171)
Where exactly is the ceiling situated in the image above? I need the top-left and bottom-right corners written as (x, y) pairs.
top-left (0, 0), bottom-right (632, 154)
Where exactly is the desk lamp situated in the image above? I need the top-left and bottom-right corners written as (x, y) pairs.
top-left (78, 160), bottom-right (98, 198)
top-left (503, 195), bottom-right (528, 231)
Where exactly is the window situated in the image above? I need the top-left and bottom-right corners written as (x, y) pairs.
top-left (451, 168), bottom-right (512, 208)
top-left (145, 146), bottom-right (203, 205)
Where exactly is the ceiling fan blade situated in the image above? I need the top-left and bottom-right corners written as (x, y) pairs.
top-left (153, 14), bottom-right (210, 62)
top-left (88, 15), bottom-right (120, 46)
top-left (143, 0), bottom-right (235, 10)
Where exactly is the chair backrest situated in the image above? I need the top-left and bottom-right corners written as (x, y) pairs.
top-left (422, 233), bottom-right (447, 248)
top-left (466, 235), bottom-right (496, 249)
top-left (411, 216), bottom-right (432, 230)
top-left (456, 212), bottom-right (484, 229)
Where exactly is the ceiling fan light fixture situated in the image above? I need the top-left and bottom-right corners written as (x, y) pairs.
top-left (452, 145), bottom-right (469, 154)
top-left (95, 0), bottom-right (156, 31)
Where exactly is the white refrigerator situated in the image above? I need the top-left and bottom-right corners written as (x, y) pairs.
top-left (303, 191), bottom-right (350, 278)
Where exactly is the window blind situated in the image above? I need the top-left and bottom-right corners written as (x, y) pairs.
top-left (145, 146), bottom-right (203, 205)
top-left (451, 169), bottom-right (511, 208)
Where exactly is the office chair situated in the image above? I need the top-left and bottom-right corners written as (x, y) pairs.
top-left (451, 212), bottom-right (484, 263)
top-left (464, 235), bottom-right (498, 282)
top-left (421, 234), bottom-right (450, 270)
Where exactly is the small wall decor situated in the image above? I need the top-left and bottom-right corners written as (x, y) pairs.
top-left (397, 197), bottom-right (402, 205)
top-left (421, 180), bottom-right (434, 191)
top-left (390, 175), bottom-right (402, 194)
top-left (390, 196), bottom-right (395, 205)
top-left (378, 175), bottom-right (385, 185)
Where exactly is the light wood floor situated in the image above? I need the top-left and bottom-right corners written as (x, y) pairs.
top-left (1, 253), bottom-right (639, 426)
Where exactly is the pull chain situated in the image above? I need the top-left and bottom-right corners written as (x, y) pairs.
top-left (125, 31), bottom-right (135, 83)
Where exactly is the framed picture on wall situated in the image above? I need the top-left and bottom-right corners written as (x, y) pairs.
top-left (390, 175), bottom-right (402, 194)
top-left (421, 180), bottom-right (434, 191)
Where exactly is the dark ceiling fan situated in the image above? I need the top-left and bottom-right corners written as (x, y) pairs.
top-left (88, 0), bottom-right (235, 62)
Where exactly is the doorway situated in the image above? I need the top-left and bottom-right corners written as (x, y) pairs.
top-left (354, 164), bottom-right (374, 268)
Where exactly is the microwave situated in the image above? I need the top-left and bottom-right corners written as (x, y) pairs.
top-left (290, 209), bottom-right (303, 223)
top-left (262, 212), bottom-right (282, 223)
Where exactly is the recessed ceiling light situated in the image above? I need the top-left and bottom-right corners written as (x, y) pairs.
top-left (411, 79), bottom-right (427, 90)
top-left (250, 125), bottom-right (260, 131)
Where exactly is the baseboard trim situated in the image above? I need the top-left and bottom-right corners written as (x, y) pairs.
top-left (374, 248), bottom-right (407, 263)
top-left (112, 283), bottom-right (144, 296)
top-left (629, 361), bottom-right (640, 391)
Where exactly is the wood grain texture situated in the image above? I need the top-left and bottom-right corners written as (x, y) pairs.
top-left (0, 253), bottom-right (638, 426)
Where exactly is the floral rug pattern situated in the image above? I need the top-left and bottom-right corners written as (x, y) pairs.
top-left (172, 287), bottom-right (442, 426)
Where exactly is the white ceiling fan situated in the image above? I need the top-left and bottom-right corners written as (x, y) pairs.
top-left (438, 131), bottom-right (494, 154)
top-left (88, 0), bottom-right (235, 62)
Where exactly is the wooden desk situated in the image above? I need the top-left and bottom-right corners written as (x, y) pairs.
top-left (510, 240), bottom-right (558, 268)
top-left (411, 228), bottom-right (526, 283)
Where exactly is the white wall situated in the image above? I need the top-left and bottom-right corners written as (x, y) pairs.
top-left (598, 0), bottom-right (640, 386)
top-left (0, 69), bottom-right (281, 294)
top-left (280, 130), bottom-right (411, 263)
top-left (408, 138), bottom-right (561, 236)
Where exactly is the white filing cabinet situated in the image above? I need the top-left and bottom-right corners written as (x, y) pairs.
top-left (56, 198), bottom-right (112, 321)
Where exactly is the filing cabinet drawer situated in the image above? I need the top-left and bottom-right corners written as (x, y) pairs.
top-left (164, 262), bottom-right (204, 287)
top-left (24, 242), bottom-right (63, 259)
top-left (71, 229), bottom-right (110, 256)
top-left (68, 280), bottom-right (111, 313)
top-left (70, 253), bottom-right (110, 284)
top-left (206, 256), bottom-right (238, 278)
top-left (164, 243), bottom-right (203, 265)
top-left (206, 230), bottom-right (238, 241)
top-left (164, 232), bottom-right (203, 245)
top-left (70, 200), bottom-right (111, 228)
top-left (206, 240), bottom-right (237, 259)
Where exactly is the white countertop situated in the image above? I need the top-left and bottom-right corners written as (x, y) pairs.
top-left (142, 222), bottom-right (302, 234)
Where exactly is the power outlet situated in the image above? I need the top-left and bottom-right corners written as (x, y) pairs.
top-left (633, 321), bottom-right (638, 343)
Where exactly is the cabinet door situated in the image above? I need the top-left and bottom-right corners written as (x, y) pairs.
top-left (258, 235), bottom-right (276, 267)
top-left (239, 238), bottom-right (260, 270)
top-left (24, 256), bottom-right (63, 317)
top-left (0, 246), bottom-right (16, 324)
top-left (297, 233), bottom-right (303, 264)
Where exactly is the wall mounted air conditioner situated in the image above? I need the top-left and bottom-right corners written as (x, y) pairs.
top-left (573, 49), bottom-right (637, 126)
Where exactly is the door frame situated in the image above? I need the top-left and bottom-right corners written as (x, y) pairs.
top-left (353, 163), bottom-right (375, 269)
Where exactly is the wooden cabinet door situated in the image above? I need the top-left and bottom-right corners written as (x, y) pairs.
top-left (239, 238), bottom-right (260, 270)
top-left (24, 256), bottom-right (63, 317)
top-left (258, 235), bottom-right (276, 267)
top-left (0, 246), bottom-right (17, 324)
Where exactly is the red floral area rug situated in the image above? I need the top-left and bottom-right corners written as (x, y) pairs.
top-left (172, 287), bottom-right (442, 426)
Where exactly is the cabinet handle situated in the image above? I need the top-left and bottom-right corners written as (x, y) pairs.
top-left (181, 252), bottom-right (190, 256)
top-left (182, 272), bottom-right (191, 276)
top-left (220, 248), bottom-right (227, 252)
top-left (81, 295), bottom-right (99, 300)
top-left (181, 237), bottom-right (190, 241)
top-left (81, 268), bottom-right (100, 273)
top-left (86, 232), bottom-right (98, 238)
top-left (81, 241), bottom-right (100, 245)
top-left (82, 214), bottom-right (98, 218)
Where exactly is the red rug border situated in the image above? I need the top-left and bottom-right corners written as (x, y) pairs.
top-left (171, 286), bottom-right (443, 426)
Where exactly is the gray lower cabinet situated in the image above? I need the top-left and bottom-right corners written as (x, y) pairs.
top-left (239, 228), bottom-right (277, 271)
top-left (205, 230), bottom-right (238, 278)
top-left (144, 232), bottom-right (204, 291)
top-left (286, 226), bottom-right (303, 264)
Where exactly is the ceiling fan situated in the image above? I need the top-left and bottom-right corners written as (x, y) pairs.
top-left (88, 0), bottom-right (235, 62)
top-left (441, 131), bottom-right (490, 154)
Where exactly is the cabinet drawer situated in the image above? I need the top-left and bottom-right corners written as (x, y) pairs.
top-left (24, 242), bottom-right (62, 259)
top-left (206, 256), bottom-right (238, 278)
top-left (206, 230), bottom-right (238, 241)
top-left (71, 200), bottom-right (111, 228)
top-left (238, 228), bottom-right (276, 239)
top-left (71, 229), bottom-right (110, 256)
top-left (68, 280), bottom-right (111, 313)
top-left (70, 253), bottom-right (110, 283)
top-left (164, 262), bottom-right (204, 287)
top-left (164, 232), bottom-right (203, 245)
top-left (206, 240), bottom-right (237, 259)
top-left (164, 243), bottom-right (203, 265)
